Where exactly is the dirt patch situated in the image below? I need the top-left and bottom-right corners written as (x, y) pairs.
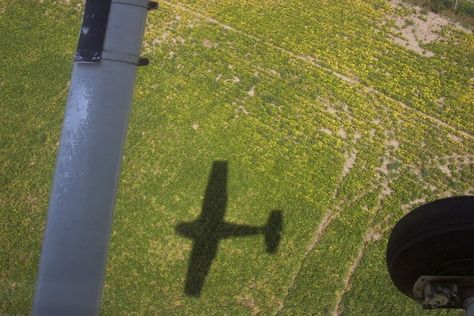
top-left (320, 128), bottom-right (333, 136)
top-left (324, 107), bottom-right (337, 115)
top-left (147, 30), bottom-right (177, 53)
top-left (438, 164), bottom-right (452, 177)
top-left (437, 96), bottom-right (446, 108)
top-left (235, 294), bottom-right (261, 316)
top-left (352, 131), bottom-right (362, 143)
top-left (386, 139), bottom-right (400, 151)
top-left (365, 226), bottom-right (383, 242)
top-left (236, 105), bottom-right (249, 115)
top-left (381, 178), bottom-right (393, 196)
top-left (202, 39), bottom-right (216, 48)
top-left (337, 128), bottom-right (347, 139)
top-left (247, 85), bottom-right (256, 97)
top-left (171, 36), bottom-right (186, 45)
top-left (448, 133), bottom-right (461, 142)
top-left (320, 98), bottom-right (350, 115)
top-left (387, 0), bottom-right (471, 56)
top-left (377, 157), bottom-right (394, 175)
top-left (401, 197), bottom-right (427, 213)
top-left (342, 151), bottom-right (357, 178)
top-left (316, 97), bottom-right (337, 114)
top-left (269, 69), bottom-right (281, 77)
top-left (333, 72), bottom-right (360, 85)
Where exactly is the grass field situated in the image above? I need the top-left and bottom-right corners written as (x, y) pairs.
top-left (1, 0), bottom-right (473, 314)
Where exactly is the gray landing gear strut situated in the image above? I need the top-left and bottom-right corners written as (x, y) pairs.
top-left (33, 0), bottom-right (157, 315)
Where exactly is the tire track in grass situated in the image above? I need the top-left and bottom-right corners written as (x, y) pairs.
top-left (331, 157), bottom-right (415, 315)
top-left (334, 153), bottom-right (474, 315)
top-left (278, 125), bottom-right (402, 314)
top-left (333, 199), bottom-right (418, 314)
top-left (277, 183), bottom-right (384, 315)
top-left (275, 148), bottom-right (381, 315)
top-left (332, 192), bottom-right (390, 316)
top-left (161, 0), bottom-right (474, 140)
top-left (332, 158), bottom-right (400, 315)
top-left (332, 232), bottom-right (371, 316)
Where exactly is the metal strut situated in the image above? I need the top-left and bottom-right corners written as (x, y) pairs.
top-left (33, 1), bottom-right (156, 315)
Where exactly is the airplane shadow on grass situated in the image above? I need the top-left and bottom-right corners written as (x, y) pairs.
top-left (175, 161), bottom-right (283, 297)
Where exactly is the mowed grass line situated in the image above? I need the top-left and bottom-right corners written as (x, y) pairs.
top-left (0, 0), bottom-right (472, 315)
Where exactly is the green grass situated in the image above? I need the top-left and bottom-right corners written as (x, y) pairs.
top-left (1, 0), bottom-right (473, 314)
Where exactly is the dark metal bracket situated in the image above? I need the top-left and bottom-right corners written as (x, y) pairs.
top-left (74, 0), bottom-right (157, 65)
top-left (148, 1), bottom-right (159, 10)
top-left (74, 0), bottom-right (113, 63)
top-left (414, 276), bottom-right (474, 309)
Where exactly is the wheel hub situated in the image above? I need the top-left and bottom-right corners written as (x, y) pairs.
top-left (414, 276), bottom-right (474, 309)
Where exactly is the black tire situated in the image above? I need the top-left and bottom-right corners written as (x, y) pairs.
top-left (386, 196), bottom-right (474, 299)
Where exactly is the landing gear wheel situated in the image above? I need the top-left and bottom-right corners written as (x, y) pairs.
top-left (386, 196), bottom-right (474, 300)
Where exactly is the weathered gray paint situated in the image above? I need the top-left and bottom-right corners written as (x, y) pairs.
top-left (466, 298), bottom-right (474, 316)
top-left (33, 1), bottom-right (150, 314)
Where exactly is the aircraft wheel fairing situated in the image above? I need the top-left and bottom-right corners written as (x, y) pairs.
top-left (386, 196), bottom-right (474, 301)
